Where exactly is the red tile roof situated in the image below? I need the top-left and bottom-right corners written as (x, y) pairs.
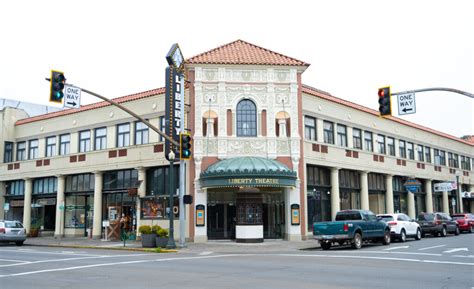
top-left (15, 87), bottom-right (165, 125)
top-left (186, 39), bottom-right (310, 67)
top-left (302, 85), bottom-right (473, 146)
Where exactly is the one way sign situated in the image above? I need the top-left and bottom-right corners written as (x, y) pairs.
top-left (63, 85), bottom-right (81, 109)
top-left (397, 93), bottom-right (416, 115)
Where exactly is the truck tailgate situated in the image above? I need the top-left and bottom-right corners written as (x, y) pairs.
top-left (313, 222), bottom-right (347, 236)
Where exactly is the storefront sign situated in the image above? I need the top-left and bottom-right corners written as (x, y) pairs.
top-left (9, 200), bottom-right (24, 207)
top-left (228, 178), bottom-right (280, 186)
top-left (404, 179), bottom-right (421, 192)
top-left (434, 182), bottom-right (456, 192)
top-left (462, 191), bottom-right (474, 198)
top-left (291, 204), bottom-right (300, 225)
top-left (37, 198), bottom-right (56, 206)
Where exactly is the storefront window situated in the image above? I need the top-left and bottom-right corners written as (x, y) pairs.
top-left (146, 165), bottom-right (179, 196)
top-left (307, 187), bottom-right (331, 229)
top-left (66, 174), bottom-right (95, 192)
top-left (140, 197), bottom-right (179, 220)
top-left (65, 195), bottom-right (86, 228)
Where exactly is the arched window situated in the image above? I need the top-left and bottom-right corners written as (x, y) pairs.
top-left (236, 99), bottom-right (257, 137)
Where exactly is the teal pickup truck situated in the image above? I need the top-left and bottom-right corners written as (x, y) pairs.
top-left (313, 210), bottom-right (391, 250)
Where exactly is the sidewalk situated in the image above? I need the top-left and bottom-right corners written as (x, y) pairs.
top-left (23, 236), bottom-right (319, 254)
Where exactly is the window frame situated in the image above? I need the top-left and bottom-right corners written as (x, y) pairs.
top-left (59, 134), bottom-right (71, 155)
top-left (407, 142), bottom-right (415, 160)
top-left (16, 141), bottom-right (26, 161)
top-left (134, 121), bottom-right (149, 145)
top-left (94, 127), bottom-right (107, 150)
top-left (364, 131), bottom-right (373, 152)
top-left (45, 136), bottom-right (57, 157)
top-left (236, 99), bottom-right (257, 137)
top-left (79, 130), bottom-right (91, 153)
top-left (323, 121), bottom-right (334, 144)
top-left (352, 128), bottom-right (362, 150)
top-left (4, 141), bottom-right (13, 163)
top-left (377, 134), bottom-right (386, 154)
top-left (337, 124), bottom-right (347, 147)
top-left (116, 123), bottom-right (131, 148)
top-left (304, 116), bottom-right (316, 141)
top-left (387, 137), bottom-right (395, 156)
top-left (28, 139), bottom-right (39, 160)
top-left (399, 140), bottom-right (406, 158)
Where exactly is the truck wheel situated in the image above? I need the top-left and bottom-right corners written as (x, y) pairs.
top-left (415, 228), bottom-right (422, 240)
top-left (321, 242), bottom-right (331, 250)
top-left (352, 232), bottom-right (362, 249)
top-left (382, 230), bottom-right (391, 245)
top-left (399, 229), bottom-right (406, 242)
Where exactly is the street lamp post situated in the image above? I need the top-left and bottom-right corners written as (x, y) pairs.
top-left (455, 171), bottom-right (462, 213)
top-left (167, 151), bottom-right (176, 249)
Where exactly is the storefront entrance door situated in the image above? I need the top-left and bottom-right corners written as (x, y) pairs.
top-left (207, 203), bottom-right (236, 240)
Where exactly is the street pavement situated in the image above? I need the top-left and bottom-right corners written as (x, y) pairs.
top-left (0, 233), bottom-right (473, 288)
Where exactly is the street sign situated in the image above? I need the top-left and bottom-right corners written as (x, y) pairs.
top-left (165, 67), bottom-right (183, 161)
top-left (63, 85), bottom-right (81, 109)
top-left (397, 93), bottom-right (416, 115)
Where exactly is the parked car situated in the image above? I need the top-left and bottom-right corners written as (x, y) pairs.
top-left (0, 220), bottom-right (27, 246)
top-left (417, 212), bottom-right (459, 237)
top-left (378, 213), bottom-right (422, 242)
top-left (313, 210), bottom-right (391, 250)
top-left (451, 213), bottom-right (474, 233)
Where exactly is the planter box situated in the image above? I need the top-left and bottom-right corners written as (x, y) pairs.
top-left (155, 237), bottom-right (168, 248)
top-left (141, 233), bottom-right (157, 248)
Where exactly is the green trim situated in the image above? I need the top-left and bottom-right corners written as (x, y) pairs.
top-left (200, 157), bottom-right (297, 189)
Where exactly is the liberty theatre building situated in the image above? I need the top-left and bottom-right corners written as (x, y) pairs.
top-left (0, 40), bottom-right (473, 242)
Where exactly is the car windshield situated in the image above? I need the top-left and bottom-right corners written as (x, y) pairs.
top-left (335, 211), bottom-right (362, 221)
top-left (379, 215), bottom-right (394, 222)
top-left (418, 214), bottom-right (434, 221)
top-left (5, 221), bottom-right (23, 228)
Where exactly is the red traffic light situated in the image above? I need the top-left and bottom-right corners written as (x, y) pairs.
top-left (378, 87), bottom-right (389, 98)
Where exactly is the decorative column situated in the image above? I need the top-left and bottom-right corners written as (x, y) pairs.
top-left (92, 171), bottom-right (103, 239)
top-left (360, 171), bottom-right (369, 210)
top-left (425, 180), bottom-right (433, 213)
top-left (442, 190), bottom-right (449, 214)
top-left (23, 178), bottom-right (32, 234)
top-left (278, 119), bottom-right (287, 137)
top-left (407, 191), bottom-right (415, 219)
top-left (136, 167), bottom-right (146, 236)
top-left (330, 168), bottom-right (340, 220)
top-left (385, 175), bottom-right (394, 214)
top-left (54, 175), bottom-right (66, 238)
top-left (207, 118), bottom-right (215, 137)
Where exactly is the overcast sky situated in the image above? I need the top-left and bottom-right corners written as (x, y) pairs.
top-left (1, 0), bottom-right (473, 138)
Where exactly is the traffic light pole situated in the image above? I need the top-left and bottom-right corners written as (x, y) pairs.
top-left (391, 87), bottom-right (474, 98)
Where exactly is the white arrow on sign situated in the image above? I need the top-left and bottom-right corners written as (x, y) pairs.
top-left (63, 85), bottom-right (81, 109)
top-left (397, 93), bottom-right (416, 115)
top-left (443, 248), bottom-right (469, 254)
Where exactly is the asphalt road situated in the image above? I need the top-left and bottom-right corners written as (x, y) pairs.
top-left (1, 233), bottom-right (473, 289)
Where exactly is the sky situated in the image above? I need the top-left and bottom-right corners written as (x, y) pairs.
top-left (1, 0), bottom-right (473, 138)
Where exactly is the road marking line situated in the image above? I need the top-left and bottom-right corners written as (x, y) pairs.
top-left (452, 255), bottom-right (474, 258)
top-left (356, 251), bottom-right (442, 257)
top-left (0, 259), bottom-right (31, 264)
top-left (443, 248), bottom-right (469, 254)
top-left (383, 246), bottom-right (409, 251)
top-left (418, 245), bottom-right (446, 251)
top-left (0, 249), bottom-right (102, 257)
top-left (0, 253), bottom-right (156, 268)
top-left (199, 251), bottom-right (214, 256)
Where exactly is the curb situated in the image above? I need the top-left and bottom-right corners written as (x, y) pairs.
top-left (25, 243), bottom-right (179, 253)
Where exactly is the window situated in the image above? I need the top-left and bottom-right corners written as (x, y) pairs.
top-left (439, 150), bottom-right (446, 166)
top-left (59, 134), bottom-right (70, 155)
top-left (94, 127), bottom-right (107, 150)
top-left (448, 153), bottom-right (459, 168)
top-left (461, 156), bottom-right (471, 171)
top-left (65, 174), bottom-right (95, 192)
top-left (146, 166), bottom-right (179, 196)
top-left (377, 135), bottom-right (386, 154)
top-left (364, 131), bottom-right (373, 152)
top-left (135, 121), bottom-right (149, 145)
top-left (304, 116), bottom-right (316, 141)
top-left (425, 146), bottom-right (431, 163)
top-left (353, 128), bottom-right (362, 149)
top-left (117, 123), bottom-right (130, 147)
top-left (6, 180), bottom-right (25, 196)
top-left (79, 130), bottom-right (91, 152)
top-left (323, 121), bottom-right (334, 144)
top-left (103, 169), bottom-right (139, 191)
top-left (407, 142), bottom-right (414, 160)
top-left (387, 137), bottom-right (395, 156)
top-left (28, 139), bottom-right (39, 159)
top-left (337, 124), bottom-right (347, 147)
top-left (417, 145), bottom-right (424, 162)
top-left (399, 140), bottom-right (406, 158)
top-left (159, 116), bottom-right (166, 142)
top-left (33, 177), bottom-right (57, 194)
top-left (45, 136), bottom-right (56, 157)
top-left (4, 141), bottom-right (13, 163)
top-left (236, 99), bottom-right (257, 137)
top-left (16, 141), bottom-right (26, 161)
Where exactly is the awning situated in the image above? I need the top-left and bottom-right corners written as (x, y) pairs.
top-left (200, 157), bottom-right (297, 189)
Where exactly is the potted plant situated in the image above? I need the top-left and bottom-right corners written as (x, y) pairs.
top-left (138, 225), bottom-right (156, 248)
top-left (29, 218), bottom-right (43, 238)
top-left (155, 226), bottom-right (169, 248)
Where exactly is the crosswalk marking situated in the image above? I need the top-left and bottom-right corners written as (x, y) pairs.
top-left (443, 248), bottom-right (469, 254)
top-left (383, 246), bottom-right (409, 251)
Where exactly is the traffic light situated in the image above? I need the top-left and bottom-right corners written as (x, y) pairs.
top-left (378, 86), bottom-right (391, 116)
top-left (50, 70), bottom-right (66, 103)
top-left (179, 133), bottom-right (192, 160)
